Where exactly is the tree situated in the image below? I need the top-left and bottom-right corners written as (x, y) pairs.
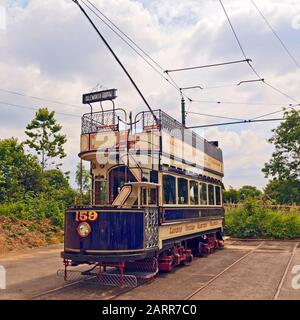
top-left (223, 185), bottom-right (262, 203)
top-left (25, 108), bottom-right (67, 171)
top-left (43, 169), bottom-right (70, 190)
top-left (0, 138), bottom-right (42, 201)
top-left (262, 109), bottom-right (300, 180)
top-left (223, 187), bottom-right (240, 203)
top-left (239, 185), bottom-right (262, 201)
top-left (75, 161), bottom-right (90, 194)
top-left (264, 179), bottom-right (300, 205)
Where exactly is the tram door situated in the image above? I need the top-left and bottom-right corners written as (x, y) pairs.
top-left (109, 166), bottom-right (136, 204)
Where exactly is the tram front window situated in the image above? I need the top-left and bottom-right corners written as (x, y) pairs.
top-left (163, 175), bottom-right (176, 204)
top-left (148, 188), bottom-right (157, 205)
top-left (95, 180), bottom-right (107, 205)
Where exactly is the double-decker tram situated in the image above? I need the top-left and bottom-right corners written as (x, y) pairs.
top-left (61, 98), bottom-right (225, 287)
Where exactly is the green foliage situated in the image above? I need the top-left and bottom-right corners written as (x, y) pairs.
top-left (0, 138), bottom-right (75, 228)
top-left (223, 185), bottom-right (262, 203)
top-left (264, 179), bottom-right (300, 205)
top-left (0, 138), bottom-right (43, 202)
top-left (262, 109), bottom-right (300, 180)
top-left (75, 161), bottom-right (90, 193)
top-left (25, 108), bottom-right (67, 170)
top-left (0, 193), bottom-right (64, 227)
top-left (225, 199), bottom-right (300, 239)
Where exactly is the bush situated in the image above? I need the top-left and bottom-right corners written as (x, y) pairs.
top-left (225, 200), bottom-right (300, 239)
top-left (0, 193), bottom-right (67, 228)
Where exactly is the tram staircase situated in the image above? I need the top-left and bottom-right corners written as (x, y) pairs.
top-left (112, 152), bottom-right (143, 208)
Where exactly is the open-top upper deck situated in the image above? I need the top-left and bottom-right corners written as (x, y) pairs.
top-left (80, 109), bottom-right (223, 180)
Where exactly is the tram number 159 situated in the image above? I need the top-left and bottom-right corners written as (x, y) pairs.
top-left (75, 211), bottom-right (98, 222)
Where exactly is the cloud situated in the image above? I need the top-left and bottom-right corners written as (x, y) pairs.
top-left (0, 0), bottom-right (299, 188)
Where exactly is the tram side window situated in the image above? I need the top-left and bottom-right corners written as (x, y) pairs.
top-left (189, 180), bottom-right (199, 205)
top-left (163, 175), bottom-right (176, 204)
top-left (200, 183), bottom-right (207, 205)
top-left (208, 184), bottom-right (215, 205)
top-left (215, 186), bottom-right (221, 206)
top-left (178, 178), bottom-right (188, 204)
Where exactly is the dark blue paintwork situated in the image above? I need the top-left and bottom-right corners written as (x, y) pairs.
top-left (64, 208), bottom-right (144, 252)
top-left (162, 207), bottom-right (224, 222)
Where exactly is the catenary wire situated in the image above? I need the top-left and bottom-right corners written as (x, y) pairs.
top-left (82, 0), bottom-right (186, 97)
top-left (186, 111), bottom-right (246, 121)
top-left (0, 88), bottom-right (83, 110)
top-left (250, 0), bottom-right (300, 69)
top-left (0, 100), bottom-right (81, 118)
top-left (219, 0), bottom-right (299, 104)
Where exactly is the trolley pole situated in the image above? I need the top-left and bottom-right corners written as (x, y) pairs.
top-left (181, 97), bottom-right (186, 127)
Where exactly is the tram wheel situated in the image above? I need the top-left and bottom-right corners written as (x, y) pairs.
top-left (198, 241), bottom-right (206, 257)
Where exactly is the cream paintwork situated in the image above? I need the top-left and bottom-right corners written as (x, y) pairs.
top-left (158, 218), bottom-right (223, 249)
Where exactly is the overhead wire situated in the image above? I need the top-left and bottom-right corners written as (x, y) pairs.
top-left (250, 0), bottom-right (300, 69)
top-left (250, 103), bottom-right (300, 120)
top-left (82, 0), bottom-right (188, 98)
top-left (0, 88), bottom-right (83, 110)
top-left (1, 0), bottom-right (296, 130)
top-left (219, 0), bottom-right (299, 104)
top-left (186, 111), bottom-right (246, 121)
top-left (0, 100), bottom-right (81, 118)
top-left (190, 99), bottom-right (292, 106)
top-left (188, 117), bottom-right (285, 129)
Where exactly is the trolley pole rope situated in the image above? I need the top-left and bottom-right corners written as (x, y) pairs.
top-left (72, 0), bottom-right (159, 125)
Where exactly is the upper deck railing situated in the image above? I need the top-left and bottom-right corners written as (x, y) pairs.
top-left (81, 108), bottom-right (222, 162)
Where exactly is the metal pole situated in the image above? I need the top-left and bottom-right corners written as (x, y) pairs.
top-left (181, 97), bottom-right (186, 127)
top-left (80, 159), bottom-right (83, 197)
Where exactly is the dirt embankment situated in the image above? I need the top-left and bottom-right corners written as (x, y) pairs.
top-left (0, 217), bottom-right (63, 255)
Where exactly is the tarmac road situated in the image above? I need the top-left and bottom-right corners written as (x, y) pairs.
top-left (0, 240), bottom-right (299, 300)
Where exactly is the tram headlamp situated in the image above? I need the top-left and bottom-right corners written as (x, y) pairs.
top-left (77, 222), bottom-right (91, 238)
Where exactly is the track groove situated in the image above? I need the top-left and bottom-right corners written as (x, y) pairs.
top-left (273, 242), bottom-right (299, 300)
top-left (184, 241), bottom-right (265, 300)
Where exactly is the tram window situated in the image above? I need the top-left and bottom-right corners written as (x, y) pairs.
top-left (200, 183), bottom-right (208, 205)
top-left (163, 175), bottom-right (176, 204)
top-left (208, 184), bottom-right (215, 205)
top-left (95, 180), bottom-right (107, 205)
top-left (99, 180), bottom-right (107, 205)
top-left (148, 188), bottom-right (157, 205)
top-left (178, 178), bottom-right (188, 204)
top-left (189, 180), bottom-right (199, 205)
top-left (141, 188), bottom-right (147, 206)
top-left (215, 186), bottom-right (221, 205)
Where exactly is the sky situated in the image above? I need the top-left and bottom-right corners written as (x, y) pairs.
top-left (0, 0), bottom-right (300, 189)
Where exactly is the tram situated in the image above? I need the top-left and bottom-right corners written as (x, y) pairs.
top-left (61, 101), bottom-right (224, 286)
